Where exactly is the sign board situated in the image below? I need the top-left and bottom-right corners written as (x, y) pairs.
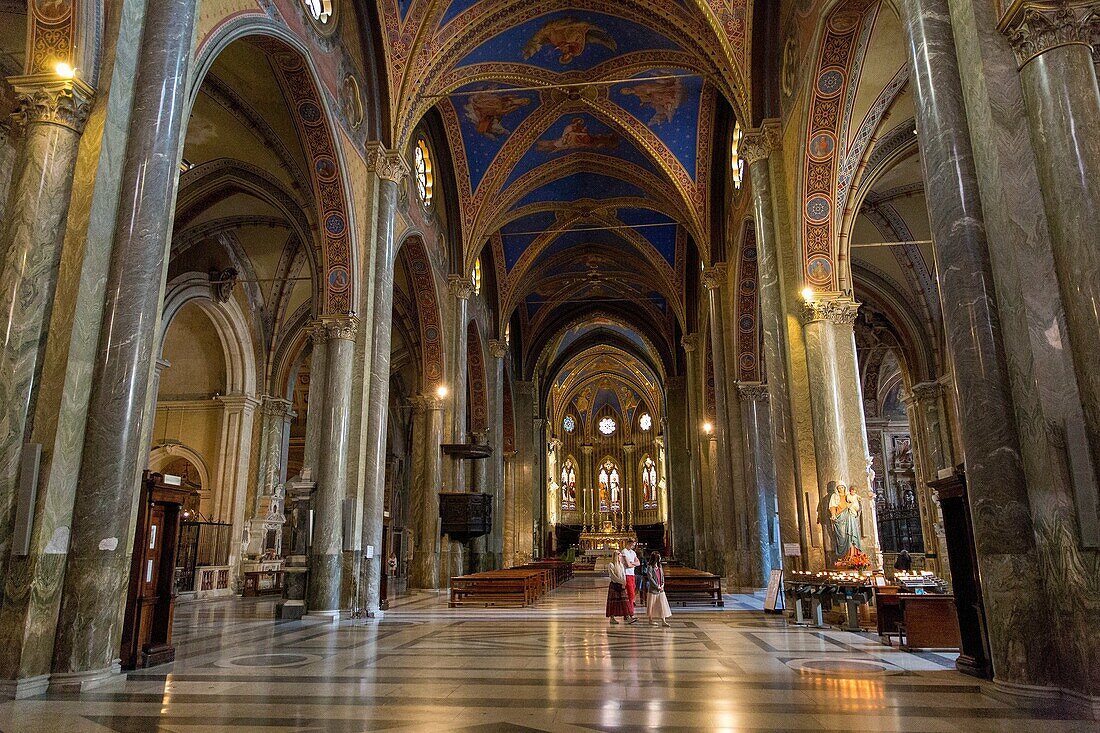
top-left (764, 569), bottom-right (784, 613)
top-left (783, 543), bottom-right (801, 557)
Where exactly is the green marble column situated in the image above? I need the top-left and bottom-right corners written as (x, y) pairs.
top-left (409, 394), bottom-right (444, 589)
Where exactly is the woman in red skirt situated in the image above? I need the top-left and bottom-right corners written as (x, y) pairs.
top-left (606, 553), bottom-right (635, 624)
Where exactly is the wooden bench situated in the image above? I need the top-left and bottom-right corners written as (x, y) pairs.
top-left (664, 567), bottom-right (724, 607)
top-left (449, 569), bottom-right (548, 608)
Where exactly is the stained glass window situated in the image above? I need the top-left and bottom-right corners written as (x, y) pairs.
top-left (598, 460), bottom-right (621, 512)
top-left (302, 0), bottom-right (332, 23)
top-left (561, 459), bottom-right (577, 511)
top-left (472, 258), bottom-right (482, 296)
top-left (639, 412), bottom-right (652, 431)
top-left (562, 415), bottom-right (575, 433)
top-left (414, 139), bottom-right (433, 204)
top-left (642, 456), bottom-right (658, 509)
top-left (731, 121), bottom-right (745, 191)
top-left (598, 416), bottom-right (616, 435)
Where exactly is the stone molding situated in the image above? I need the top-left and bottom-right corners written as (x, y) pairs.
top-left (364, 141), bottom-right (410, 183)
top-left (217, 393), bottom-right (262, 413)
top-left (701, 263), bottom-right (728, 291)
top-left (801, 294), bottom-right (860, 326)
top-left (740, 119), bottom-right (782, 166)
top-left (736, 382), bottom-right (770, 401)
top-left (488, 339), bottom-right (509, 359)
top-left (681, 333), bottom-right (700, 352)
top-left (318, 315), bottom-right (359, 341)
top-left (1003, 2), bottom-right (1100, 66)
top-left (10, 73), bottom-right (95, 133)
top-left (447, 274), bottom-right (475, 300)
top-left (412, 394), bottom-right (445, 412)
top-left (910, 380), bottom-right (946, 402)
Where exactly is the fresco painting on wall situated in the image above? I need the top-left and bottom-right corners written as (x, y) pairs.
top-left (464, 89), bottom-right (532, 139)
top-left (524, 17), bottom-right (617, 65)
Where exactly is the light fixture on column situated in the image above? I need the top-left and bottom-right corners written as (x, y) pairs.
top-left (801, 286), bottom-right (815, 302)
top-left (55, 61), bottom-right (76, 79)
top-left (436, 384), bottom-right (449, 399)
top-left (703, 421), bottom-right (713, 435)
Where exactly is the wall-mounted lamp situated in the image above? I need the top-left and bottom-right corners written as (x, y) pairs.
top-left (435, 384), bottom-right (449, 399)
top-left (55, 61), bottom-right (76, 79)
top-left (703, 421), bottom-right (713, 435)
top-left (801, 287), bottom-right (815, 302)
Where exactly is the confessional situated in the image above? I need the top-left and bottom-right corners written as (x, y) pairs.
top-left (120, 471), bottom-right (189, 669)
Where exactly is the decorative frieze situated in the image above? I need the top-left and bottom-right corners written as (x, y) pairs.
top-left (801, 295), bottom-right (861, 326)
top-left (364, 141), bottom-right (411, 183)
top-left (1001, 1), bottom-right (1100, 66)
top-left (10, 73), bottom-right (95, 133)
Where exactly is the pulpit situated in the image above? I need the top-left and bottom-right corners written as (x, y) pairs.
top-left (439, 492), bottom-right (493, 541)
top-left (120, 471), bottom-right (189, 669)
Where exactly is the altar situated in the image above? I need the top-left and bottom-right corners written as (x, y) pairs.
top-left (578, 529), bottom-right (636, 552)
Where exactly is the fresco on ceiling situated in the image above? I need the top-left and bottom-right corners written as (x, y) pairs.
top-left (515, 172), bottom-right (644, 210)
top-left (458, 12), bottom-right (681, 72)
top-left (616, 208), bottom-right (676, 266)
top-left (592, 387), bottom-right (623, 417)
top-left (441, 0), bottom-right (480, 26)
top-left (500, 211), bottom-right (559, 270)
top-left (530, 228), bottom-right (657, 270)
top-left (398, 0), bottom-right (415, 21)
top-left (503, 114), bottom-right (659, 191)
top-left (447, 85), bottom-right (540, 190)
top-left (612, 70), bottom-right (703, 178)
top-left (554, 323), bottom-right (651, 364)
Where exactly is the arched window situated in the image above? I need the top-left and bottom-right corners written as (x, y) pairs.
top-left (561, 459), bottom-right (577, 511)
top-left (414, 139), bottom-right (433, 205)
top-left (472, 257), bottom-right (482, 296)
top-left (731, 121), bottom-right (745, 191)
top-left (302, 0), bottom-right (332, 23)
top-left (504, 323), bottom-right (511, 345)
top-left (598, 459), bottom-right (621, 512)
top-left (641, 456), bottom-right (659, 509)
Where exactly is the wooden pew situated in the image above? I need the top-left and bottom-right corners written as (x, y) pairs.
top-left (449, 569), bottom-right (548, 608)
top-left (664, 567), bottom-right (724, 607)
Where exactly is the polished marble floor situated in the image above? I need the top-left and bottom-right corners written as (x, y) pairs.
top-left (1, 576), bottom-right (1090, 732)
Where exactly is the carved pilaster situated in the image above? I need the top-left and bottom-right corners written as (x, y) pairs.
top-left (1002, 1), bottom-right (1100, 66)
top-left (801, 294), bottom-right (861, 325)
top-left (10, 73), bottom-right (95, 133)
top-left (447, 274), bottom-right (475, 300)
top-left (701, 263), bottom-right (728, 291)
top-left (364, 142), bottom-right (411, 183)
top-left (488, 339), bottom-right (509, 359)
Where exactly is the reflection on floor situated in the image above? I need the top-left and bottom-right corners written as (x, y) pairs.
top-left (1, 576), bottom-right (1089, 732)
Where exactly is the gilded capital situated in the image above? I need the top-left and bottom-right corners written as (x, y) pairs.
top-left (801, 294), bottom-right (860, 325)
top-left (10, 73), bottom-right (95, 133)
top-left (447, 274), bottom-right (475, 300)
top-left (488, 339), bottom-right (509, 359)
top-left (740, 120), bottom-right (781, 167)
top-left (1002, 2), bottom-right (1099, 66)
top-left (412, 394), bottom-right (445, 412)
top-left (365, 142), bottom-right (411, 183)
top-left (320, 315), bottom-right (359, 341)
top-left (308, 319), bottom-right (330, 345)
top-left (681, 333), bottom-right (700, 353)
top-left (701, 263), bottom-right (728, 291)
top-left (737, 382), bottom-right (770, 402)
top-left (581, 443), bottom-right (594, 455)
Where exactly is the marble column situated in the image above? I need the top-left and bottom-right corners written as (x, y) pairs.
top-left (903, 381), bottom-right (954, 584)
top-left (469, 428), bottom-right (490, 571)
top-left (244, 396), bottom-right (293, 559)
top-left (743, 123), bottom-right (812, 570)
top-left (737, 382), bottom-right (779, 586)
top-left (666, 377), bottom-right (696, 562)
top-left (301, 324), bottom-right (328, 481)
top-left (801, 295), bottom-right (882, 568)
top-left (358, 151), bottom-right (406, 617)
top-left (622, 443), bottom-right (636, 531)
top-left (702, 266), bottom-right (738, 579)
top-left (1007, 4), bottom-right (1100, 479)
top-left (51, 0), bottom-right (198, 690)
top-left (305, 317), bottom-right (358, 618)
top-left (213, 394), bottom-right (259, 573)
top-left (488, 339), bottom-right (508, 569)
top-left (409, 394), bottom-right (444, 588)
top-left (0, 75), bottom-right (94, 578)
top-left (532, 417), bottom-right (547, 557)
top-left (581, 444), bottom-right (595, 532)
top-left (503, 450), bottom-right (517, 566)
top-left (512, 381), bottom-right (535, 564)
top-left (681, 334), bottom-right (708, 568)
top-left (446, 276), bottom-right (474, 491)
top-left (900, 0), bottom-right (1044, 683)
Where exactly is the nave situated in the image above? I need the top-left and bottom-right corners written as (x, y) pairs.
top-left (0, 579), bottom-right (1089, 733)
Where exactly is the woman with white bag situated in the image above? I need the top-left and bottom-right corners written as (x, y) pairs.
top-left (605, 553), bottom-right (636, 624)
top-left (644, 552), bottom-right (672, 627)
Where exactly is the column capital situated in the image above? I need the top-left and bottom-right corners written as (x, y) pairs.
top-left (412, 394), bottom-right (445, 412)
top-left (470, 429), bottom-right (490, 444)
top-left (315, 315), bottom-right (359, 341)
top-left (1001, 2), bottom-right (1099, 67)
top-left (549, 437), bottom-right (563, 451)
top-left (260, 395), bottom-right (294, 418)
top-left (581, 443), bottom-right (594, 456)
top-left (364, 142), bottom-right (411, 183)
top-left (681, 333), bottom-right (700, 352)
top-left (910, 380), bottom-right (947, 402)
top-left (216, 393), bottom-right (262, 413)
top-left (447, 274), bottom-right (476, 300)
top-left (701, 263), bottom-right (728, 291)
top-left (622, 442), bottom-right (636, 455)
top-left (488, 339), bottom-right (509, 359)
top-left (10, 73), bottom-right (96, 133)
top-left (801, 294), bottom-right (860, 326)
top-left (736, 382), bottom-right (770, 402)
top-left (741, 119), bottom-right (782, 166)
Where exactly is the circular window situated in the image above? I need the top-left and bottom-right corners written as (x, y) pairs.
top-left (598, 416), bottom-right (616, 435)
top-left (639, 413), bottom-right (652, 431)
top-left (563, 415), bottom-right (576, 433)
top-left (302, 0), bottom-right (332, 23)
top-left (414, 139), bottom-right (433, 205)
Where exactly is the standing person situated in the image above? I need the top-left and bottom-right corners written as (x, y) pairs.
top-left (621, 539), bottom-right (640, 623)
top-left (606, 552), bottom-right (633, 624)
top-left (636, 550), bottom-right (650, 608)
top-left (894, 549), bottom-right (913, 574)
top-left (645, 551), bottom-right (672, 627)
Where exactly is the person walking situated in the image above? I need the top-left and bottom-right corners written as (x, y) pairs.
top-left (644, 551), bottom-right (672, 627)
top-left (605, 552), bottom-right (634, 624)
top-left (621, 539), bottom-right (640, 622)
